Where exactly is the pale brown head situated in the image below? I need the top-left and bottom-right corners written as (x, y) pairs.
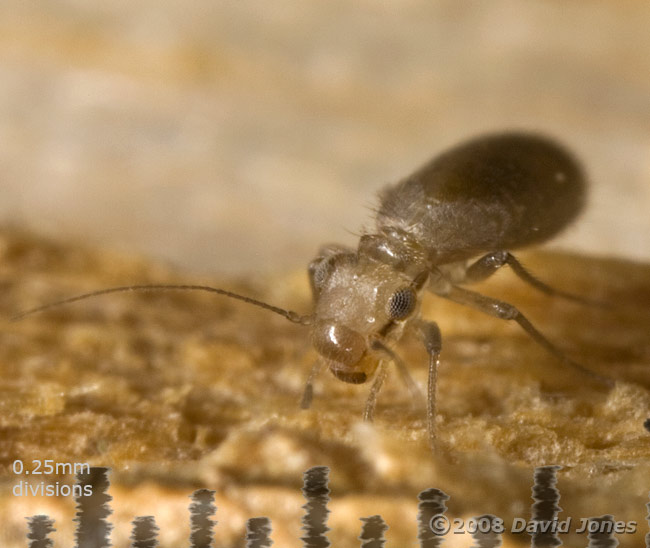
top-left (307, 245), bottom-right (427, 384)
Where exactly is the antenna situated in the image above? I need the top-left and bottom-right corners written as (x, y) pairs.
top-left (11, 284), bottom-right (312, 325)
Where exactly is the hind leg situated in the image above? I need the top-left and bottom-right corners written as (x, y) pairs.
top-left (437, 284), bottom-right (613, 387)
top-left (463, 251), bottom-right (608, 307)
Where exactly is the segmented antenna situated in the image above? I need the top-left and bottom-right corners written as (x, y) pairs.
top-left (11, 284), bottom-right (312, 325)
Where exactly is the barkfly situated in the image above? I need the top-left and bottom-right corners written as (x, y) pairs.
top-left (14, 132), bottom-right (613, 452)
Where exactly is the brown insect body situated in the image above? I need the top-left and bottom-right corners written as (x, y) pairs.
top-left (378, 133), bottom-right (585, 262)
top-left (15, 132), bottom-right (607, 452)
top-left (308, 133), bottom-right (586, 388)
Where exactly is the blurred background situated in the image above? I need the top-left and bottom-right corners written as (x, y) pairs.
top-left (1, 0), bottom-right (649, 275)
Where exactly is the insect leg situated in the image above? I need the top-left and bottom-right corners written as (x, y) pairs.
top-left (439, 285), bottom-right (614, 387)
top-left (370, 340), bottom-right (425, 410)
top-left (363, 361), bottom-right (388, 422)
top-left (300, 361), bottom-right (324, 410)
top-left (415, 320), bottom-right (442, 453)
top-left (463, 251), bottom-right (609, 308)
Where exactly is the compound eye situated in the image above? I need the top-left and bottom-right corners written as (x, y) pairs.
top-left (312, 259), bottom-right (332, 288)
top-left (308, 257), bottom-right (334, 296)
top-left (387, 287), bottom-right (416, 320)
top-left (308, 251), bottom-right (356, 298)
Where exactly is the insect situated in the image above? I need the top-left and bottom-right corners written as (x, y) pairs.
top-left (14, 132), bottom-right (613, 452)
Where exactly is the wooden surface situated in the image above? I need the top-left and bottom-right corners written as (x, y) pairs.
top-left (0, 229), bottom-right (649, 547)
top-left (1, 3), bottom-right (650, 547)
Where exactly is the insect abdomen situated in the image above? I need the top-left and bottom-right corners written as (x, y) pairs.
top-left (377, 132), bottom-right (586, 264)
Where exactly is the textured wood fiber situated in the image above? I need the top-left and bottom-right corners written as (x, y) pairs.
top-left (0, 230), bottom-right (648, 547)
